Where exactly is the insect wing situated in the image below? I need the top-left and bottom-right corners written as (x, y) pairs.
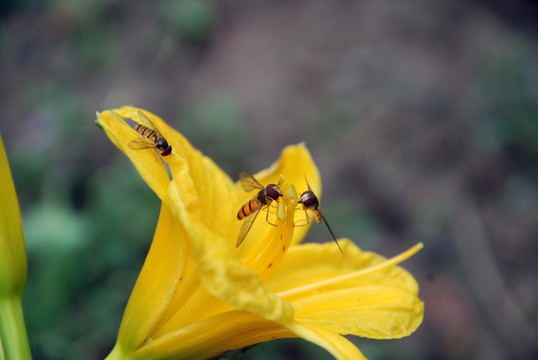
top-left (236, 207), bottom-right (261, 247)
top-left (128, 137), bottom-right (157, 150)
top-left (239, 171), bottom-right (265, 192)
top-left (137, 111), bottom-right (164, 137)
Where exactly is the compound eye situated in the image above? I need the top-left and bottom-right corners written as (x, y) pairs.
top-left (161, 146), bottom-right (172, 156)
top-left (300, 191), bottom-right (317, 208)
top-left (266, 184), bottom-right (281, 200)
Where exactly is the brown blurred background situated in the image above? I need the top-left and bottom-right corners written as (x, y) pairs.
top-left (1, 1), bottom-right (537, 359)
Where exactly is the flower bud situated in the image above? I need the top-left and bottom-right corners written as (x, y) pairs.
top-left (0, 134), bottom-right (27, 297)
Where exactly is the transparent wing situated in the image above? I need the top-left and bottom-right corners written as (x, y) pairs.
top-left (136, 111), bottom-right (164, 137)
top-left (236, 208), bottom-right (261, 247)
top-left (239, 171), bottom-right (264, 192)
top-left (128, 138), bottom-right (157, 150)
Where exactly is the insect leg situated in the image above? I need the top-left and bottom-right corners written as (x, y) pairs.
top-left (265, 204), bottom-right (277, 227)
top-left (293, 208), bottom-right (311, 227)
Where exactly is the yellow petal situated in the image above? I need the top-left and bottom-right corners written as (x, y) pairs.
top-left (254, 143), bottom-right (321, 198)
top-left (294, 287), bottom-right (424, 339)
top-left (163, 131), bottom-right (238, 236)
top-left (165, 181), bottom-right (295, 323)
top-left (98, 106), bottom-right (241, 241)
top-left (153, 286), bottom-right (230, 338)
top-left (133, 311), bottom-right (296, 360)
top-left (286, 320), bottom-right (367, 360)
top-left (268, 241), bottom-right (420, 294)
top-left (266, 241), bottom-right (423, 339)
top-left (96, 109), bottom-right (171, 201)
top-left (153, 179), bottom-right (299, 336)
top-left (113, 204), bottom-right (188, 355)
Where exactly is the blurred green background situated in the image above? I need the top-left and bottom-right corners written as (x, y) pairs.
top-left (1, 0), bottom-right (538, 359)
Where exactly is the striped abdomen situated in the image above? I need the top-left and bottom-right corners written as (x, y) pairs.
top-left (135, 124), bottom-right (157, 140)
top-left (311, 209), bottom-right (322, 224)
top-left (134, 124), bottom-right (172, 156)
top-left (237, 198), bottom-right (262, 220)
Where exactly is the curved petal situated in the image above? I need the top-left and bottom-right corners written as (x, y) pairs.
top-left (133, 311), bottom-right (296, 360)
top-left (285, 320), bottom-right (367, 360)
top-left (165, 181), bottom-right (295, 323)
top-left (163, 131), bottom-right (239, 239)
top-left (266, 240), bottom-right (420, 294)
top-left (98, 106), bottom-right (241, 240)
top-left (153, 179), bottom-right (299, 337)
top-left (294, 287), bottom-right (424, 339)
top-left (253, 143), bottom-right (321, 198)
top-left (96, 109), bottom-right (170, 201)
top-left (113, 204), bottom-right (188, 355)
top-left (266, 241), bottom-right (423, 339)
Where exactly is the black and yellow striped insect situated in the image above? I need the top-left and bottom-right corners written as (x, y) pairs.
top-left (236, 171), bottom-right (282, 247)
top-left (128, 111), bottom-right (172, 156)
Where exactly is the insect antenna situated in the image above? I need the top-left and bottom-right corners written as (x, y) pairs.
top-left (303, 174), bottom-right (313, 192)
top-left (319, 212), bottom-right (343, 254)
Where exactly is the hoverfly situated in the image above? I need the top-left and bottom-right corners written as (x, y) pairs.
top-left (128, 111), bottom-right (172, 156)
top-left (236, 171), bottom-right (282, 247)
top-left (298, 177), bottom-right (343, 254)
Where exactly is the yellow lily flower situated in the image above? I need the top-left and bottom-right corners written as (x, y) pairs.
top-left (96, 107), bottom-right (424, 360)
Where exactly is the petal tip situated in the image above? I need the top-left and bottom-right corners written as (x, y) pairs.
top-left (95, 112), bottom-right (104, 130)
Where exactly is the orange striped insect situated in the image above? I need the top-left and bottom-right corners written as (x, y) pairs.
top-left (298, 177), bottom-right (343, 254)
top-left (236, 171), bottom-right (282, 247)
top-left (128, 111), bottom-right (172, 156)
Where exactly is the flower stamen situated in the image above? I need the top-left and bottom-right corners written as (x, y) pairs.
top-left (276, 242), bottom-right (423, 298)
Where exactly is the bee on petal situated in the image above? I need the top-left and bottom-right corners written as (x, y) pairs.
top-left (298, 177), bottom-right (343, 254)
top-left (128, 111), bottom-right (172, 156)
top-left (236, 171), bottom-right (282, 247)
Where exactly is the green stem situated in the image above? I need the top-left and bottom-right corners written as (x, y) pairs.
top-left (0, 295), bottom-right (32, 360)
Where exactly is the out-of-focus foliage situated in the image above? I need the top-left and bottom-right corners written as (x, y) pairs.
top-left (182, 92), bottom-right (249, 174)
top-left (21, 158), bottom-right (159, 359)
top-left (161, 0), bottom-right (217, 43)
top-left (477, 42), bottom-right (538, 177)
